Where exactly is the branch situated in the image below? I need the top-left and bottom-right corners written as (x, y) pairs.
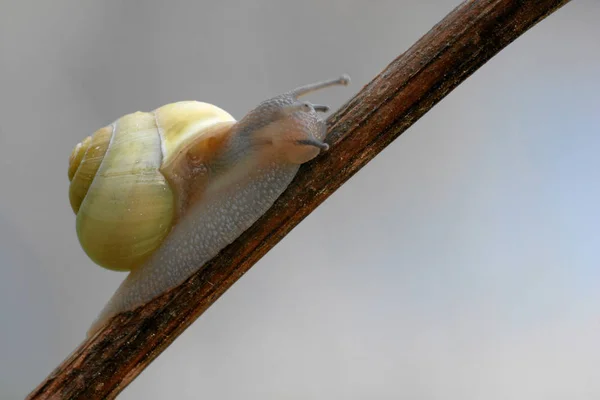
top-left (28, 0), bottom-right (572, 398)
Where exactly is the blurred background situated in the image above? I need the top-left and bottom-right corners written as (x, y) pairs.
top-left (1, 0), bottom-right (599, 399)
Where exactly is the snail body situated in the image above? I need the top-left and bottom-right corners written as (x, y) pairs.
top-left (67, 75), bottom-right (350, 336)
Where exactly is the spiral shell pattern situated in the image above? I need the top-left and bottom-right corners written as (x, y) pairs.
top-left (68, 101), bottom-right (235, 271)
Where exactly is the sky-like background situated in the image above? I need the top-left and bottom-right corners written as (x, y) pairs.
top-left (1, 1), bottom-right (599, 399)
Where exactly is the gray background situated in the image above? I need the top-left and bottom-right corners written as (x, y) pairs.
top-left (1, 0), bottom-right (599, 399)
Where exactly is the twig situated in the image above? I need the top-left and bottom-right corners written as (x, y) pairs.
top-left (27, 0), bottom-right (572, 398)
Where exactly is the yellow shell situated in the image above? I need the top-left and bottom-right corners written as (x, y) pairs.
top-left (68, 101), bottom-right (236, 271)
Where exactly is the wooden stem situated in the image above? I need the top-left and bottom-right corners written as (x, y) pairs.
top-left (28, 0), bottom-right (572, 398)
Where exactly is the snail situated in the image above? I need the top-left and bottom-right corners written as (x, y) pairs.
top-left (68, 74), bottom-right (351, 336)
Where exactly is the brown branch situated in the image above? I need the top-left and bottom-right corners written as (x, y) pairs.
top-left (28, 0), bottom-right (572, 398)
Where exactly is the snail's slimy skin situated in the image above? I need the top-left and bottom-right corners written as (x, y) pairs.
top-left (78, 75), bottom-right (351, 336)
top-left (89, 160), bottom-right (299, 336)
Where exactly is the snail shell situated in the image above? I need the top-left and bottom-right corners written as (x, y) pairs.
top-left (68, 75), bottom-right (351, 336)
top-left (68, 102), bottom-right (235, 271)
